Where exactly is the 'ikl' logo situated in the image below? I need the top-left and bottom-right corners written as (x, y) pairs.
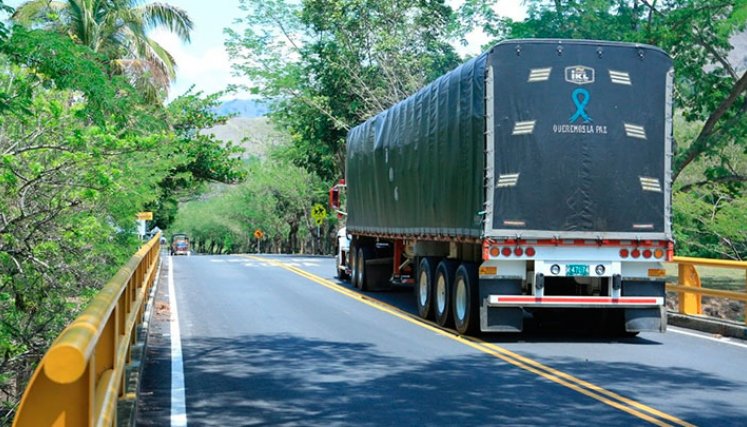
top-left (565, 65), bottom-right (595, 85)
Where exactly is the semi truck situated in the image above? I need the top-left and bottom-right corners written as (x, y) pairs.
top-left (332, 39), bottom-right (674, 335)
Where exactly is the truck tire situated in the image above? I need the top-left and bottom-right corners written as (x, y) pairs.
top-left (434, 260), bottom-right (458, 327)
top-left (355, 247), bottom-right (373, 291)
top-left (453, 263), bottom-right (479, 335)
top-left (350, 242), bottom-right (358, 288)
top-left (416, 257), bottom-right (437, 320)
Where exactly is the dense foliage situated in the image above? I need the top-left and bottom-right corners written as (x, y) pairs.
top-left (151, 90), bottom-right (247, 229)
top-left (172, 158), bottom-right (323, 255)
top-left (0, 16), bottom-right (242, 420)
top-left (13, 0), bottom-right (193, 102)
top-left (226, 0), bottom-right (465, 182)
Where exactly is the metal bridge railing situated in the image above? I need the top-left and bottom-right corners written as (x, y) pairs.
top-left (12, 233), bottom-right (161, 427)
top-left (667, 256), bottom-right (747, 325)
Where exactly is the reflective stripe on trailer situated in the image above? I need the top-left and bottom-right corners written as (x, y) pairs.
top-left (488, 296), bottom-right (663, 307)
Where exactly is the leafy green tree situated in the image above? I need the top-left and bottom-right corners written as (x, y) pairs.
top-left (151, 89), bottom-right (247, 230)
top-left (13, 0), bottom-right (193, 101)
top-left (0, 27), bottom-right (177, 416)
top-left (172, 157), bottom-right (321, 254)
top-left (0, 25), bottom-right (164, 126)
top-left (671, 115), bottom-right (747, 259)
top-left (226, 0), bottom-right (464, 181)
top-left (0, 15), bottom-right (247, 417)
top-left (674, 187), bottom-right (747, 260)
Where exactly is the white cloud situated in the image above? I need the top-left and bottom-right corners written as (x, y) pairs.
top-left (449, 0), bottom-right (528, 57)
top-left (150, 29), bottom-right (250, 100)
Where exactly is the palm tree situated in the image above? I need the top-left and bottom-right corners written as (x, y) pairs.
top-left (13, 0), bottom-right (193, 101)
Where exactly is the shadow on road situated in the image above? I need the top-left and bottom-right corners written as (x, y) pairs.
top-left (323, 276), bottom-right (661, 345)
top-left (177, 333), bottom-right (741, 426)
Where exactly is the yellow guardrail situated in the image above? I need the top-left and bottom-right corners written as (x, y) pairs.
top-left (667, 256), bottom-right (747, 325)
top-left (13, 233), bottom-right (162, 427)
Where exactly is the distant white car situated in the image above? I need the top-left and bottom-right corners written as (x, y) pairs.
top-left (335, 227), bottom-right (351, 280)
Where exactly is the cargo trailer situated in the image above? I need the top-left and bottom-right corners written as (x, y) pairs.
top-left (332, 39), bottom-right (674, 334)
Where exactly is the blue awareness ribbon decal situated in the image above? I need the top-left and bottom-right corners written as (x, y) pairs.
top-left (569, 88), bottom-right (592, 123)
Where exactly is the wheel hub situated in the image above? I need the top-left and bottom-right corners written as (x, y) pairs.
top-left (418, 271), bottom-right (428, 306)
top-left (455, 278), bottom-right (467, 320)
top-left (436, 276), bottom-right (446, 313)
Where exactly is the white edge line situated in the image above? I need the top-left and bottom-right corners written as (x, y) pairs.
top-left (169, 256), bottom-right (188, 426)
top-left (668, 326), bottom-right (747, 349)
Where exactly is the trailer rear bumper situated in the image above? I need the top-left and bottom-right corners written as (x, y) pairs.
top-left (488, 295), bottom-right (663, 308)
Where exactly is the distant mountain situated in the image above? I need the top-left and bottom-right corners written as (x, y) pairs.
top-left (214, 99), bottom-right (270, 118)
top-left (206, 116), bottom-right (287, 159)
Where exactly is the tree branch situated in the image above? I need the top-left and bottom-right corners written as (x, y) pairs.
top-left (674, 69), bottom-right (747, 180)
top-left (694, 26), bottom-right (737, 80)
top-left (678, 174), bottom-right (747, 192)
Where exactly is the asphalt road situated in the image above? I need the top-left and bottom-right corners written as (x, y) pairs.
top-left (137, 254), bottom-right (747, 426)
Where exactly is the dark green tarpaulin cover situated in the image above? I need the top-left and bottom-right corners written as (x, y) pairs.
top-left (346, 53), bottom-right (488, 238)
top-left (346, 39), bottom-right (672, 240)
top-left (487, 40), bottom-right (671, 238)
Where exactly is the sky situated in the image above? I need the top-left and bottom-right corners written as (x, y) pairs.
top-left (4, 0), bottom-right (527, 100)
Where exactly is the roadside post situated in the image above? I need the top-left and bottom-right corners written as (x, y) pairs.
top-left (254, 229), bottom-right (264, 253)
top-left (311, 204), bottom-right (327, 253)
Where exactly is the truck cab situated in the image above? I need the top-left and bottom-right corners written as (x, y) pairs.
top-left (335, 228), bottom-right (351, 280)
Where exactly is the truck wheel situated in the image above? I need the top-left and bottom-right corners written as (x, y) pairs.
top-left (355, 247), bottom-right (373, 291)
top-left (350, 243), bottom-right (358, 288)
top-left (415, 257), bottom-right (437, 320)
top-left (453, 263), bottom-right (479, 335)
top-left (434, 260), bottom-right (457, 327)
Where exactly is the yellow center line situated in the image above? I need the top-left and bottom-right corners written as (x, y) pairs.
top-left (246, 255), bottom-right (695, 427)
top-left (473, 339), bottom-right (695, 427)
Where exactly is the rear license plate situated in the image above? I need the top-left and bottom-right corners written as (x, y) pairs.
top-left (566, 264), bottom-right (589, 276)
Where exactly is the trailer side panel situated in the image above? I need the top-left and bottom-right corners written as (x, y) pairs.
top-left (346, 54), bottom-right (488, 239)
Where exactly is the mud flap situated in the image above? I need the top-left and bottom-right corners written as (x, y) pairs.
top-left (364, 258), bottom-right (394, 291)
top-left (480, 279), bottom-right (523, 332)
top-left (622, 280), bottom-right (667, 332)
top-left (625, 307), bottom-right (667, 332)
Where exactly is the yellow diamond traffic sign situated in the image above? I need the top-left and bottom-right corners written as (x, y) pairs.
top-left (311, 204), bottom-right (327, 225)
